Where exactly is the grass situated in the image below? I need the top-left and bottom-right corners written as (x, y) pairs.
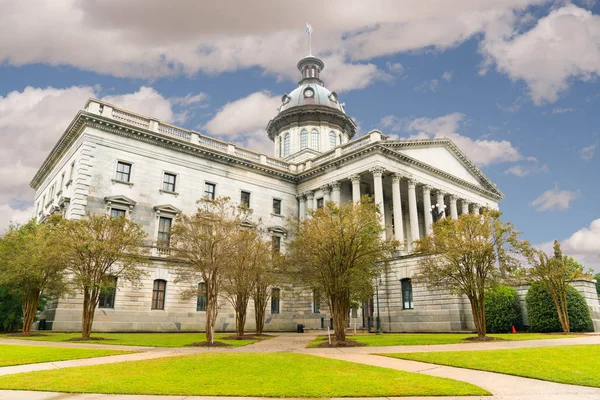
top-left (0, 353), bottom-right (489, 397)
top-left (0, 344), bottom-right (132, 367)
top-left (1, 332), bottom-right (261, 347)
top-left (383, 344), bottom-right (600, 388)
top-left (308, 332), bottom-right (580, 347)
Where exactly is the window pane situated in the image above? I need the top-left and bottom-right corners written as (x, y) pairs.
top-left (241, 191), bottom-right (251, 208)
top-left (329, 132), bottom-right (336, 148)
top-left (272, 236), bottom-right (281, 253)
top-left (152, 280), bottom-right (166, 310)
top-left (401, 279), bottom-right (413, 309)
top-left (283, 134), bottom-right (290, 156)
top-left (98, 276), bottom-right (117, 309)
top-left (271, 288), bottom-right (280, 314)
top-left (311, 130), bottom-right (319, 150)
top-left (116, 162), bottom-right (131, 182)
top-left (197, 283), bottom-right (207, 311)
top-left (204, 183), bottom-right (216, 199)
top-left (313, 290), bottom-right (320, 313)
top-left (316, 198), bottom-right (324, 209)
top-left (163, 173), bottom-right (176, 192)
top-left (158, 217), bottom-right (172, 246)
top-left (300, 130), bottom-right (308, 149)
top-left (110, 208), bottom-right (126, 218)
top-left (272, 199), bottom-right (281, 215)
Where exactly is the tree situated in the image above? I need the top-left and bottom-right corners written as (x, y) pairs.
top-left (484, 285), bottom-right (523, 333)
top-left (0, 217), bottom-right (68, 336)
top-left (168, 197), bottom-right (250, 344)
top-left (221, 229), bottom-right (271, 337)
top-left (525, 241), bottom-right (589, 333)
top-left (415, 210), bottom-right (525, 339)
top-left (0, 287), bottom-right (23, 332)
top-left (60, 214), bottom-right (149, 339)
top-left (594, 273), bottom-right (600, 296)
top-left (286, 198), bottom-right (398, 343)
top-left (252, 238), bottom-right (280, 335)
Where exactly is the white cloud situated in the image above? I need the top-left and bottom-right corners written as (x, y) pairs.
top-left (503, 157), bottom-right (548, 177)
top-left (562, 218), bottom-right (600, 271)
top-left (0, 204), bottom-right (34, 235)
top-left (496, 96), bottom-right (525, 112)
top-left (442, 71), bottom-right (453, 81)
top-left (203, 91), bottom-right (281, 152)
top-left (481, 5), bottom-right (600, 104)
top-left (581, 143), bottom-right (597, 161)
top-left (551, 107), bottom-right (575, 114)
top-left (0, 84), bottom-right (205, 233)
top-left (386, 62), bottom-right (405, 74)
top-left (401, 113), bottom-right (523, 167)
top-left (531, 185), bottom-right (578, 211)
top-left (415, 79), bottom-right (440, 93)
top-left (0, 0), bottom-right (559, 96)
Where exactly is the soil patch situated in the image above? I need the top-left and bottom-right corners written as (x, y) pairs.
top-left (314, 338), bottom-right (366, 348)
top-left (7, 333), bottom-right (49, 337)
top-left (222, 334), bottom-right (271, 341)
top-left (462, 336), bottom-right (506, 342)
top-left (67, 337), bottom-right (114, 342)
top-left (186, 341), bottom-right (231, 347)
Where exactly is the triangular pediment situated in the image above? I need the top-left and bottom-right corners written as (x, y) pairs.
top-left (105, 195), bottom-right (137, 206)
top-left (154, 204), bottom-right (182, 214)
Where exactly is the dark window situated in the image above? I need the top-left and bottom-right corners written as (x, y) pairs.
top-left (313, 289), bottom-right (320, 313)
top-left (401, 278), bottom-right (413, 310)
top-left (116, 161), bottom-right (132, 182)
top-left (272, 236), bottom-right (281, 254)
top-left (272, 199), bottom-right (281, 215)
top-left (241, 191), bottom-right (251, 208)
top-left (98, 276), bottom-right (117, 308)
top-left (110, 208), bottom-right (126, 218)
top-left (158, 217), bottom-right (172, 246)
top-left (204, 182), bottom-right (216, 200)
top-left (163, 173), bottom-right (176, 192)
top-left (271, 288), bottom-right (280, 314)
top-left (316, 198), bottom-right (324, 209)
top-left (197, 282), bottom-right (207, 311)
top-left (152, 279), bottom-right (166, 310)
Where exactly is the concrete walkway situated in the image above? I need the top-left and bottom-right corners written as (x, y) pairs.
top-left (1, 333), bottom-right (600, 400)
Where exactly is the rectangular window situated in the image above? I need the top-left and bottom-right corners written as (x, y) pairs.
top-left (197, 283), bottom-right (207, 312)
top-left (162, 172), bottom-right (176, 192)
top-left (49, 184), bottom-right (55, 200)
top-left (240, 191), bottom-right (251, 208)
top-left (272, 198), bottom-right (281, 215)
top-left (98, 276), bottom-right (117, 309)
top-left (158, 217), bottom-right (172, 246)
top-left (313, 289), bottom-right (320, 313)
top-left (110, 208), bottom-right (126, 218)
top-left (42, 195), bottom-right (46, 208)
top-left (116, 161), bottom-right (132, 182)
top-left (272, 236), bottom-right (281, 254)
top-left (316, 198), bottom-right (324, 209)
top-left (59, 172), bottom-right (65, 192)
top-left (204, 182), bottom-right (216, 200)
top-left (401, 279), bottom-right (413, 310)
top-left (69, 161), bottom-right (75, 181)
top-left (151, 280), bottom-right (166, 310)
top-left (271, 288), bottom-right (280, 314)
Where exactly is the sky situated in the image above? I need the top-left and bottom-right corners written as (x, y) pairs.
top-left (0, 0), bottom-right (599, 271)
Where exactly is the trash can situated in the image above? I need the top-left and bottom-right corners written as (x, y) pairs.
top-left (297, 324), bottom-right (304, 333)
top-left (38, 319), bottom-right (46, 331)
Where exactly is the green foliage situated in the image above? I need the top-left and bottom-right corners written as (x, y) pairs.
top-left (484, 285), bottom-right (523, 333)
top-left (595, 273), bottom-right (600, 295)
top-left (526, 282), bottom-right (593, 332)
top-left (0, 287), bottom-right (22, 332)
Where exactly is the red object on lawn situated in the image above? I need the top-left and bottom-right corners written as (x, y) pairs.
top-left (511, 325), bottom-right (516, 333)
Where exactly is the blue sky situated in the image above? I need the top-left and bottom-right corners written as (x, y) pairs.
top-left (0, 0), bottom-right (598, 269)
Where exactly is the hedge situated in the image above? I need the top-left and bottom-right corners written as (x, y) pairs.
top-left (0, 287), bottom-right (22, 332)
top-left (484, 285), bottom-right (524, 333)
top-left (525, 281), bottom-right (593, 333)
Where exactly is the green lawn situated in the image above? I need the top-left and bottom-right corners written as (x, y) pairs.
top-left (1, 332), bottom-right (259, 348)
top-left (0, 353), bottom-right (489, 397)
top-left (383, 344), bottom-right (600, 388)
top-left (0, 345), bottom-right (132, 367)
top-left (308, 332), bottom-right (579, 347)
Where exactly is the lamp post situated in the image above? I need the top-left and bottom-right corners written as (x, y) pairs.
top-left (375, 277), bottom-right (383, 334)
top-left (430, 203), bottom-right (447, 223)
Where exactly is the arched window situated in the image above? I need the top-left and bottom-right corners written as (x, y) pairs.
top-left (197, 282), bottom-right (207, 311)
top-left (300, 129), bottom-right (308, 149)
top-left (152, 279), bottom-right (166, 310)
top-left (283, 133), bottom-right (290, 157)
top-left (401, 278), bottom-right (413, 310)
top-left (329, 131), bottom-right (336, 149)
top-left (271, 288), bottom-right (280, 314)
top-left (311, 129), bottom-right (319, 150)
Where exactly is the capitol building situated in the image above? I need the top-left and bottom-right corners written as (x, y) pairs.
top-left (31, 54), bottom-right (506, 333)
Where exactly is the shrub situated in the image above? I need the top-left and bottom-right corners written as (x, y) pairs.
top-left (526, 282), bottom-right (593, 332)
top-left (0, 287), bottom-right (22, 332)
top-left (484, 285), bottom-right (523, 333)
top-left (594, 273), bottom-right (600, 295)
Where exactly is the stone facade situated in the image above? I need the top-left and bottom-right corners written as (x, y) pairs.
top-left (31, 55), bottom-right (512, 333)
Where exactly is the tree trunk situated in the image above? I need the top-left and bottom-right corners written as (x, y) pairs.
top-left (253, 286), bottom-right (268, 335)
top-left (81, 286), bottom-right (99, 339)
top-left (205, 276), bottom-right (219, 344)
top-left (235, 293), bottom-right (249, 337)
top-left (21, 288), bottom-right (41, 336)
top-left (469, 295), bottom-right (486, 338)
top-left (551, 287), bottom-right (570, 333)
top-left (331, 295), bottom-right (349, 342)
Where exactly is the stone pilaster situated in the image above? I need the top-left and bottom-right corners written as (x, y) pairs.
top-left (391, 173), bottom-right (404, 244)
top-left (370, 167), bottom-right (386, 238)
top-left (422, 185), bottom-right (433, 235)
top-left (349, 174), bottom-right (361, 203)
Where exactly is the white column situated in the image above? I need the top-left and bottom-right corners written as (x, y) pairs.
top-left (321, 185), bottom-right (331, 203)
top-left (371, 167), bottom-right (386, 238)
top-left (298, 194), bottom-right (306, 220)
top-left (449, 195), bottom-right (458, 220)
top-left (407, 178), bottom-right (420, 248)
top-left (436, 190), bottom-right (446, 218)
top-left (473, 204), bottom-right (480, 215)
top-left (461, 199), bottom-right (469, 215)
top-left (391, 173), bottom-right (404, 244)
top-left (422, 185), bottom-right (433, 235)
top-left (306, 191), bottom-right (315, 213)
top-left (349, 174), bottom-right (361, 203)
top-left (331, 181), bottom-right (341, 205)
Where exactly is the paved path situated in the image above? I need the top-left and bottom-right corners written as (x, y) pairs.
top-left (1, 333), bottom-right (600, 400)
